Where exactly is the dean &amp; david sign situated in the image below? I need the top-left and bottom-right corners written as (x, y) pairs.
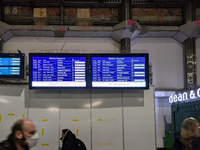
top-left (169, 88), bottom-right (200, 103)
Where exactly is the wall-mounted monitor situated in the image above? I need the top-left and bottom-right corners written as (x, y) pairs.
top-left (90, 54), bottom-right (149, 89)
top-left (0, 53), bottom-right (25, 79)
top-left (29, 53), bottom-right (89, 89)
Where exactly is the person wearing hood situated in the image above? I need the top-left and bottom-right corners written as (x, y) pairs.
top-left (60, 129), bottom-right (86, 150)
top-left (0, 119), bottom-right (39, 150)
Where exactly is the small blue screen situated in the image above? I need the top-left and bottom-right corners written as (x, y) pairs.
top-left (0, 58), bottom-right (20, 75)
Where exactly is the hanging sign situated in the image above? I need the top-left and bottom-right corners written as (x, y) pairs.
top-left (169, 88), bottom-right (200, 103)
top-left (34, 8), bottom-right (47, 18)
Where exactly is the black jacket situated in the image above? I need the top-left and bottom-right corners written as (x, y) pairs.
top-left (0, 134), bottom-right (29, 150)
top-left (61, 130), bottom-right (77, 150)
top-left (61, 130), bottom-right (86, 150)
top-left (172, 137), bottom-right (200, 150)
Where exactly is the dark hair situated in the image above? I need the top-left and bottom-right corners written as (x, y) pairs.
top-left (180, 117), bottom-right (199, 150)
top-left (11, 119), bottom-right (24, 135)
top-left (62, 129), bottom-right (69, 134)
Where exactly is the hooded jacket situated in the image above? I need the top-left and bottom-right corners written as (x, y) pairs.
top-left (61, 129), bottom-right (86, 150)
top-left (61, 129), bottom-right (77, 150)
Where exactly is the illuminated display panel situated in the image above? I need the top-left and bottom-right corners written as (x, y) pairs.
top-left (29, 53), bottom-right (89, 89)
top-left (0, 53), bottom-right (25, 79)
top-left (90, 54), bottom-right (149, 89)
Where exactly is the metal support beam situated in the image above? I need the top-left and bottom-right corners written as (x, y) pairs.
top-left (183, 1), bottom-right (197, 89)
top-left (0, 0), bottom-right (2, 21)
top-left (183, 38), bottom-right (197, 89)
top-left (120, 0), bottom-right (132, 22)
top-left (61, 2), bottom-right (64, 26)
top-left (120, 38), bottom-right (130, 54)
top-left (120, 0), bottom-right (132, 53)
top-left (184, 1), bottom-right (195, 23)
top-left (0, 38), bottom-right (3, 53)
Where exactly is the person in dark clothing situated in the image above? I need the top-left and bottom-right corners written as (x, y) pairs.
top-left (0, 119), bottom-right (39, 150)
top-left (172, 117), bottom-right (200, 150)
top-left (60, 129), bottom-right (87, 150)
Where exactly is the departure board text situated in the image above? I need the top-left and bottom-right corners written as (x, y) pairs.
top-left (92, 57), bottom-right (146, 87)
top-left (32, 57), bottom-right (86, 87)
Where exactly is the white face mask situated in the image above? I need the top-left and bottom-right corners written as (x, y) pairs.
top-left (25, 132), bottom-right (39, 148)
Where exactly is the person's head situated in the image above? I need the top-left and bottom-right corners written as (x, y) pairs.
top-left (181, 117), bottom-right (200, 138)
top-left (60, 129), bottom-right (69, 142)
top-left (61, 129), bottom-right (69, 137)
top-left (180, 117), bottom-right (200, 150)
top-left (11, 119), bottom-right (39, 148)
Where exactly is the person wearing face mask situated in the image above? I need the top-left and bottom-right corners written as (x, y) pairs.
top-left (0, 118), bottom-right (39, 150)
top-left (172, 117), bottom-right (200, 150)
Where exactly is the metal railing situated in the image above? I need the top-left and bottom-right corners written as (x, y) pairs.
top-left (2, 0), bottom-right (31, 2)
top-left (2, 0), bottom-right (121, 3)
top-left (64, 0), bottom-right (98, 2)
top-left (2, 0), bottom-right (62, 2)
top-left (104, 0), bottom-right (121, 3)
top-left (132, 0), bottom-right (186, 4)
top-left (64, 0), bottom-right (121, 3)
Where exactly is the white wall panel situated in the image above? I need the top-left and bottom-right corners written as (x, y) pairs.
top-left (28, 89), bottom-right (60, 108)
top-left (60, 89), bottom-right (90, 109)
top-left (3, 37), bottom-right (184, 90)
top-left (91, 90), bottom-right (122, 108)
top-left (196, 38), bottom-right (200, 86)
top-left (0, 85), bottom-right (156, 150)
top-left (60, 89), bottom-right (91, 149)
top-left (155, 105), bottom-right (171, 147)
top-left (155, 96), bottom-right (173, 148)
top-left (62, 38), bottom-right (119, 53)
top-left (91, 108), bottom-right (123, 150)
top-left (124, 87), bottom-right (156, 150)
top-left (0, 85), bottom-right (27, 142)
top-left (60, 109), bottom-right (91, 150)
top-left (123, 90), bottom-right (144, 107)
top-left (3, 37), bottom-right (120, 63)
top-left (28, 108), bottom-right (59, 150)
top-left (91, 90), bottom-right (123, 150)
top-left (131, 38), bottom-right (184, 89)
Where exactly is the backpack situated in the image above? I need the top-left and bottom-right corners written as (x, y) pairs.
top-left (61, 138), bottom-right (87, 150)
top-left (75, 139), bottom-right (87, 150)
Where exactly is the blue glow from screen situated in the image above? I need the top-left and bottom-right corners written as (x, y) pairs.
top-left (92, 57), bottom-right (146, 87)
top-left (31, 56), bottom-right (86, 87)
top-left (0, 58), bottom-right (21, 75)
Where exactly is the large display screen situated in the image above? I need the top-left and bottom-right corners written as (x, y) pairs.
top-left (29, 53), bottom-right (89, 89)
top-left (0, 53), bottom-right (25, 79)
top-left (90, 54), bottom-right (149, 89)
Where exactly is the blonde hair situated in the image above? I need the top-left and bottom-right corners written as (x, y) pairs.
top-left (180, 117), bottom-right (199, 150)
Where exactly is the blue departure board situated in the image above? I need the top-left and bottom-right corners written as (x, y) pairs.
top-left (0, 58), bottom-right (21, 75)
top-left (91, 54), bottom-right (149, 88)
top-left (30, 54), bottom-right (87, 88)
top-left (0, 53), bottom-right (25, 79)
